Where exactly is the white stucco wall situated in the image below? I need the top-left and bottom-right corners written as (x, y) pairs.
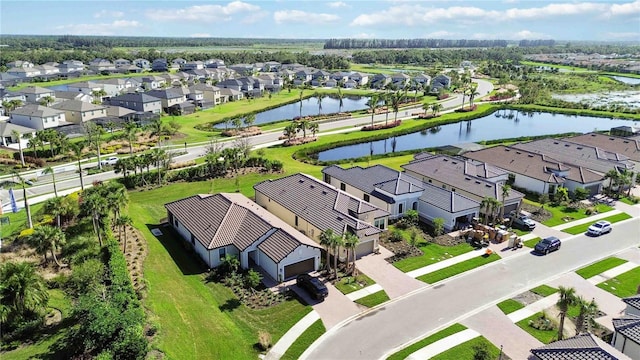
top-left (612, 331), bottom-right (640, 358)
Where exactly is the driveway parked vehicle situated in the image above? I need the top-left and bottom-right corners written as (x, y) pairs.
top-left (512, 215), bottom-right (536, 230)
top-left (534, 236), bottom-right (561, 255)
top-left (587, 220), bottom-right (612, 236)
top-left (100, 156), bottom-right (119, 166)
top-left (297, 274), bottom-right (328, 300)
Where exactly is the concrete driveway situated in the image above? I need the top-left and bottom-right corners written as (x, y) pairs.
top-left (355, 246), bottom-right (426, 299)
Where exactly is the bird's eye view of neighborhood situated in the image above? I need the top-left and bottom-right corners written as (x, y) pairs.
top-left (2, 1), bottom-right (640, 359)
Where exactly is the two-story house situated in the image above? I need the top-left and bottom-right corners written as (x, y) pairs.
top-left (108, 93), bottom-right (162, 114)
top-left (51, 100), bottom-right (107, 124)
top-left (20, 86), bottom-right (55, 104)
top-left (9, 104), bottom-right (66, 130)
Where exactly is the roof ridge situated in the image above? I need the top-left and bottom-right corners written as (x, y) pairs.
top-left (207, 197), bottom-right (237, 248)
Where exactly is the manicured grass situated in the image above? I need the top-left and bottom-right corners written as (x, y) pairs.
top-left (575, 257), bottom-right (628, 279)
top-left (47, 289), bottom-right (72, 318)
top-left (393, 240), bottom-right (474, 273)
top-left (530, 285), bottom-right (559, 297)
top-left (562, 213), bottom-right (632, 235)
top-left (523, 237), bottom-right (541, 249)
top-left (280, 319), bottom-right (326, 360)
top-left (416, 253), bottom-right (500, 284)
top-left (497, 299), bottom-right (525, 315)
top-left (597, 266), bottom-right (640, 298)
top-left (431, 336), bottom-right (501, 360)
top-left (516, 312), bottom-right (558, 344)
top-left (522, 199), bottom-right (614, 227)
top-left (619, 197), bottom-right (638, 205)
top-left (386, 323), bottom-right (467, 360)
top-left (334, 273), bottom-right (376, 295)
top-left (511, 228), bottom-right (531, 236)
top-left (354, 290), bottom-right (390, 308)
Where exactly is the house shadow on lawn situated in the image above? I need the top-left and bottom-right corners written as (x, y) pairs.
top-left (146, 224), bottom-right (206, 276)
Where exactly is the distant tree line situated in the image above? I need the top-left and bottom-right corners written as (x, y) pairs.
top-left (518, 39), bottom-right (556, 47)
top-left (324, 38), bottom-right (509, 49)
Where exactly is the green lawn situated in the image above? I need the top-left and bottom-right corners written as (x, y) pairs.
top-left (562, 213), bottom-right (632, 235)
top-left (431, 336), bottom-right (501, 360)
top-left (523, 199), bottom-right (614, 227)
top-left (386, 323), bottom-right (467, 360)
top-left (497, 299), bottom-right (525, 315)
top-left (334, 273), bottom-right (376, 295)
top-left (516, 312), bottom-right (558, 344)
top-left (619, 197), bottom-right (639, 206)
top-left (416, 253), bottom-right (500, 284)
top-left (523, 237), bottom-right (542, 248)
top-left (575, 257), bottom-right (628, 279)
top-left (530, 285), bottom-right (559, 297)
top-left (280, 319), bottom-right (326, 360)
top-left (597, 266), bottom-right (640, 298)
top-left (354, 290), bottom-right (390, 308)
top-left (393, 240), bottom-right (473, 273)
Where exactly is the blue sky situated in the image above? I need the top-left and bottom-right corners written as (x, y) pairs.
top-left (1, 1), bottom-right (639, 41)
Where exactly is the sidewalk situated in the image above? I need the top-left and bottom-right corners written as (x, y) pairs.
top-left (265, 311), bottom-right (320, 360)
top-left (355, 246), bottom-right (426, 299)
top-left (552, 210), bottom-right (622, 231)
top-left (586, 261), bottom-right (639, 285)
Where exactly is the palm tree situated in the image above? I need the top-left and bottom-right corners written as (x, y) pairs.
top-left (331, 234), bottom-right (345, 279)
top-left (283, 123), bottom-right (298, 142)
top-left (2, 99), bottom-right (23, 115)
top-left (383, 93), bottom-right (392, 125)
top-left (309, 122), bottom-right (319, 138)
top-left (71, 143), bottom-right (85, 190)
top-left (0, 261), bottom-right (49, 323)
top-left (13, 172), bottom-right (33, 229)
top-left (604, 169), bottom-right (620, 195)
top-left (43, 196), bottom-right (64, 227)
top-left (297, 120), bottom-right (310, 139)
top-left (91, 89), bottom-right (107, 104)
top-left (82, 190), bottom-right (108, 246)
top-left (39, 95), bottom-right (54, 107)
top-left (85, 122), bottom-right (105, 169)
top-left (116, 215), bottom-right (133, 253)
top-left (124, 122), bottom-right (138, 156)
top-left (316, 93), bottom-right (324, 115)
top-left (574, 296), bottom-right (598, 335)
top-left (432, 103), bottom-right (443, 116)
top-left (243, 113), bottom-right (256, 129)
top-left (35, 131), bottom-right (47, 158)
top-left (337, 87), bottom-right (344, 113)
top-left (500, 184), bottom-right (511, 220)
top-left (422, 102), bottom-right (432, 116)
top-left (344, 233), bottom-right (359, 274)
top-left (617, 169), bottom-right (632, 198)
top-left (298, 88), bottom-right (304, 118)
top-left (391, 91), bottom-right (402, 123)
top-left (106, 182), bottom-right (128, 221)
top-left (468, 83), bottom-right (480, 109)
top-left (557, 286), bottom-right (577, 340)
top-left (151, 148), bottom-right (169, 186)
top-left (11, 130), bottom-right (25, 166)
top-left (319, 229), bottom-right (336, 273)
top-left (367, 93), bottom-right (379, 127)
top-left (42, 166), bottom-right (58, 198)
top-left (32, 225), bottom-right (66, 267)
top-left (231, 117), bottom-right (242, 131)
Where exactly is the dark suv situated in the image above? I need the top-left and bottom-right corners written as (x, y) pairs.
top-left (296, 274), bottom-right (328, 300)
top-left (534, 236), bottom-right (561, 255)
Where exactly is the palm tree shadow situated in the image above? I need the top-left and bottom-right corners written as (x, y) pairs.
top-left (146, 224), bottom-right (205, 276)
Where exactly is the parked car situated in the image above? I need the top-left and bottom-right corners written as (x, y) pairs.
top-left (296, 274), bottom-right (328, 300)
top-left (587, 220), bottom-right (612, 236)
top-left (512, 215), bottom-right (536, 230)
top-left (100, 156), bottom-right (119, 166)
top-left (534, 236), bottom-right (561, 255)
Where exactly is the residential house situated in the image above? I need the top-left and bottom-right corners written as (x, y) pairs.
top-left (20, 86), bottom-right (55, 104)
top-left (145, 89), bottom-right (193, 115)
top-left (623, 294), bottom-right (640, 317)
top-left (6, 60), bottom-right (34, 68)
top-left (218, 78), bottom-right (251, 94)
top-left (238, 76), bottom-right (264, 97)
top-left (140, 75), bottom-right (167, 90)
top-left (95, 78), bottom-right (135, 97)
top-left (51, 100), bottom-right (107, 124)
top-left (97, 105), bottom-right (137, 125)
top-left (279, 69), bottom-right (296, 82)
top-left (34, 64), bottom-right (60, 76)
top-left (9, 104), bottom-right (66, 130)
top-left (612, 315), bottom-right (640, 358)
top-left (281, 63), bottom-right (305, 71)
top-left (311, 70), bottom-right (331, 86)
top-left (205, 59), bottom-right (226, 69)
top-left (371, 73), bottom-right (391, 89)
top-left (254, 173), bottom-right (390, 258)
top-left (294, 69), bottom-right (314, 85)
top-left (152, 58), bottom-right (169, 72)
top-left (165, 193), bottom-right (322, 281)
top-left (114, 58), bottom-right (131, 67)
top-left (219, 87), bottom-right (243, 102)
top-left (54, 91), bottom-right (93, 103)
top-left (412, 74), bottom-right (431, 87)
top-left (257, 73), bottom-right (283, 92)
top-left (262, 61), bottom-right (281, 72)
top-left (228, 64), bottom-right (254, 76)
top-left (133, 58), bottom-right (151, 70)
top-left (430, 74), bottom-right (451, 92)
top-left (160, 73), bottom-right (183, 87)
top-left (88, 59), bottom-right (116, 72)
top-left (181, 61), bottom-right (205, 71)
top-left (530, 333), bottom-right (631, 360)
top-left (0, 120), bottom-right (36, 147)
top-left (171, 58), bottom-right (187, 70)
top-left (189, 83), bottom-right (221, 107)
top-left (58, 60), bottom-right (84, 74)
top-left (391, 72), bottom-right (411, 88)
top-left (566, 132), bottom-right (640, 170)
top-left (464, 146), bottom-right (604, 196)
top-left (67, 81), bottom-right (104, 96)
top-left (343, 79), bottom-right (358, 89)
top-left (115, 64), bottom-right (143, 74)
top-left (348, 72), bottom-right (369, 87)
top-left (6, 67), bottom-right (42, 79)
top-left (0, 89), bottom-right (26, 105)
top-left (108, 93), bottom-right (162, 114)
top-left (0, 73), bottom-right (22, 87)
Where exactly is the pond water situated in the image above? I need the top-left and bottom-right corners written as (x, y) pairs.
top-left (552, 91), bottom-right (640, 110)
top-left (317, 110), bottom-right (637, 161)
top-left (47, 85), bottom-right (69, 91)
top-left (610, 76), bottom-right (640, 85)
top-left (214, 95), bottom-right (371, 128)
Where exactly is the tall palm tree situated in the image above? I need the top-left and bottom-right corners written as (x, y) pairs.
top-left (106, 183), bottom-right (128, 221)
top-left (337, 87), bottom-right (344, 113)
top-left (0, 261), bottom-right (49, 323)
top-left (116, 215), bottom-right (133, 253)
top-left (13, 172), bottom-right (33, 229)
top-left (283, 123), bottom-right (298, 142)
top-left (151, 148), bottom-right (169, 186)
top-left (319, 229), bottom-right (336, 273)
top-left (82, 190), bottom-right (108, 246)
top-left (11, 130), bottom-right (25, 166)
top-left (367, 93), bottom-right (379, 127)
top-left (124, 122), bottom-right (138, 156)
top-left (574, 296), bottom-right (598, 335)
top-left (468, 82), bottom-right (480, 109)
top-left (500, 184), bottom-right (511, 220)
top-left (316, 93), bottom-right (324, 115)
top-left (71, 143), bottom-right (85, 190)
top-left (42, 166), bottom-right (58, 198)
top-left (604, 169), bottom-right (619, 195)
top-left (344, 233), bottom-right (359, 275)
top-left (297, 120), bottom-right (310, 139)
top-left (331, 234), bottom-right (345, 279)
top-left (32, 225), bottom-right (66, 267)
top-left (309, 122), bottom-right (319, 138)
top-left (557, 286), bottom-right (577, 340)
top-left (298, 88), bottom-right (304, 118)
top-left (422, 102), bottom-right (432, 116)
top-left (391, 91), bottom-right (402, 123)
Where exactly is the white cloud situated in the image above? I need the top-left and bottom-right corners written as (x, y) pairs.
top-left (606, 0), bottom-right (640, 16)
top-left (94, 10), bottom-right (124, 18)
top-left (351, 32), bottom-right (375, 39)
top-left (240, 10), bottom-right (269, 24)
top-left (604, 31), bottom-right (640, 39)
top-left (423, 30), bottom-right (458, 39)
top-left (350, 5), bottom-right (499, 27)
top-left (54, 20), bottom-right (140, 36)
top-left (190, 33), bottom-right (212, 38)
top-left (512, 30), bottom-right (548, 40)
top-left (273, 10), bottom-right (339, 24)
top-left (328, 1), bottom-right (348, 8)
top-left (503, 2), bottom-right (606, 20)
top-left (146, 1), bottom-right (262, 22)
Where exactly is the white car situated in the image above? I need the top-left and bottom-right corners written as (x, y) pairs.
top-left (587, 220), bottom-right (612, 236)
top-left (100, 156), bottom-right (119, 166)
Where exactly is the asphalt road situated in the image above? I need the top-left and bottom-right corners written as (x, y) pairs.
top-left (303, 218), bottom-right (640, 360)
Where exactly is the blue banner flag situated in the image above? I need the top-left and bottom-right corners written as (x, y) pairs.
top-left (9, 188), bottom-right (18, 213)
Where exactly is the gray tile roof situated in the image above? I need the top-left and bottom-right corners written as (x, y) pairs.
top-left (110, 93), bottom-right (161, 103)
top-left (530, 333), bottom-right (628, 360)
top-left (10, 104), bottom-right (64, 118)
top-left (19, 86), bottom-right (54, 95)
top-left (623, 294), bottom-right (640, 311)
top-left (165, 193), bottom-right (320, 258)
top-left (146, 89), bottom-right (185, 100)
top-left (254, 173), bottom-right (388, 238)
top-left (418, 182), bottom-right (479, 212)
top-left (104, 105), bottom-right (136, 117)
top-left (322, 164), bottom-right (423, 195)
top-left (51, 100), bottom-right (106, 113)
top-left (566, 133), bottom-right (640, 162)
top-left (0, 121), bottom-right (36, 136)
top-left (612, 315), bottom-right (640, 344)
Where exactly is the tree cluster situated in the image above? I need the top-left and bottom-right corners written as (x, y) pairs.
top-left (325, 38), bottom-right (509, 49)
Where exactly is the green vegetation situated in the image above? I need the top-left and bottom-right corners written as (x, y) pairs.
top-left (516, 312), bottom-right (557, 344)
top-left (575, 257), bottom-right (628, 279)
top-left (387, 324), bottom-right (467, 360)
top-left (523, 237), bottom-right (541, 249)
top-left (334, 273), bottom-right (376, 294)
top-left (280, 319), bottom-right (326, 360)
top-left (416, 253), bottom-right (500, 284)
top-left (393, 240), bottom-right (473, 273)
top-left (530, 285), bottom-right (559, 297)
top-left (562, 213), bottom-right (632, 234)
top-left (619, 196), bottom-right (639, 205)
top-left (522, 199), bottom-right (614, 227)
top-left (519, 61), bottom-right (595, 72)
top-left (597, 266), bottom-right (640, 298)
top-left (497, 299), bottom-right (525, 315)
top-left (354, 290), bottom-right (390, 308)
top-left (431, 336), bottom-right (501, 360)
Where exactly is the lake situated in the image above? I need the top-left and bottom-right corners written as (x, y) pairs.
top-left (317, 110), bottom-right (638, 161)
top-left (610, 76), bottom-right (640, 85)
top-left (214, 95), bottom-right (371, 128)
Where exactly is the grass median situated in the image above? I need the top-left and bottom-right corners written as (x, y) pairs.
top-left (497, 299), bottom-right (525, 315)
top-left (562, 213), bottom-right (632, 235)
top-left (354, 290), bottom-right (390, 308)
top-left (431, 336), bottom-right (501, 360)
top-left (280, 319), bottom-right (326, 360)
top-left (597, 266), bottom-right (640, 298)
top-left (416, 253), bottom-right (500, 284)
top-left (575, 257), bottom-right (628, 279)
top-left (387, 323), bottom-right (467, 360)
top-left (530, 285), bottom-right (558, 297)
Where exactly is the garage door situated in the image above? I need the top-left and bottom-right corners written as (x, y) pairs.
top-left (355, 240), bottom-right (374, 259)
top-left (284, 258), bottom-right (314, 279)
top-left (584, 185), bottom-right (600, 196)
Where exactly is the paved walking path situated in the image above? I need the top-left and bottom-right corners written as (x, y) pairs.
top-left (265, 311), bottom-right (320, 360)
top-left (587, 261), bottom-right (639, 285)
top-left (345, 284), bottom-right (383, 301)
top-left (355, 247), bottom-right (426, 299)
top-left (552, 210), bottom-right (623, 231)
top-left (405, 329), bottom-right (480, 360)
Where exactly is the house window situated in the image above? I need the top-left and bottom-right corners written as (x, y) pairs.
top-left (398, 203), bottom-right (404, 214)
top-left (363, 194), bottom-right (370, 202)
top-left (219, 248), bottom-right (226, 260)
top-left (340, 183), bottom-right (346, 191)
top-left (374, 218), bottom-right (386, 230)
top-left (174, 218), bottom-right (179, 227)
top-left (324, 174), bottom-right (331, 183)
top-left (295, 216), bottom-right (299, 227)
top-left (412, 202), bottom-right (418, 211)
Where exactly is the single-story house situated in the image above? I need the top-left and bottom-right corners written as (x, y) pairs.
top-left (165, 193), bottom-right (322, 282)
top-left (623, 294), bottom-right (640, 317)
top-left (254, 173), bottom-right (389, 259)
top-left (566, 132), bottom-right (640, 171)
top-left (0, 120), bottom-right (36, 147)
top-left (530, 333), bottom-right (631, 360)
top-left (612, 315), bottom-right (640, 358)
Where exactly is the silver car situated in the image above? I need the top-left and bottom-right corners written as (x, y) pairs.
top-left (587, 220), bottom-right (612, 236)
